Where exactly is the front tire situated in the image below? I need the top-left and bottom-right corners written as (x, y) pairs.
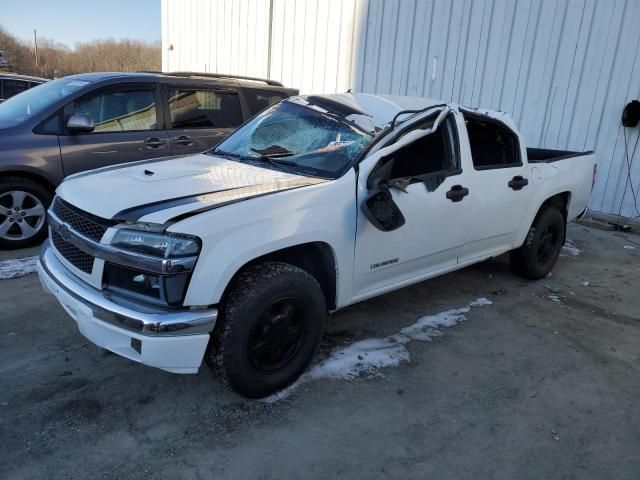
top-left (510, 206), bottom-right (565, 280)
top-left (0, 177), bottom-right (51, 249)
top-left (207, 262), bottom-right (327, 398)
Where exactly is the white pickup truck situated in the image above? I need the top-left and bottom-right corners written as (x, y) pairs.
top-left (38, 93), bottom-right (596, 397)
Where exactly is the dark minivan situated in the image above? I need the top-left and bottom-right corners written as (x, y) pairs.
top-left (0, 71), bottom-right (297, 248)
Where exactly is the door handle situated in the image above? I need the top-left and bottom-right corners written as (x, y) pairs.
top-left (173, 135), bottom-right (193, 147)
top-left (508, 175), bottom-right (529, 190)
top-left (446, 185), bottom-right (469, 202)
top-left (144, 137), bottom-right (167, 148)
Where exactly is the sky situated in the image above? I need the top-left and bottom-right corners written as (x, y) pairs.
top-left (1, 0), bottom-right (161, 48)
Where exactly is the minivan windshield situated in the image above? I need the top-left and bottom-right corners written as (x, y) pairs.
top-left (210, 100), bottom-right (373, 178)
top-left (0, 77), bottom-right (90, 129)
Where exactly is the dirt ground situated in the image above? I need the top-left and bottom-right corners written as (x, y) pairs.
top-left (1, 223), bottom-right (639, 480)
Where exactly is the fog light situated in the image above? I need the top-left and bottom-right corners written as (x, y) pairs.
top-left (105, 263), bottom-right (191, 306)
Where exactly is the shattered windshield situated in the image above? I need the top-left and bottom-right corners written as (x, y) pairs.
top-left (210, 100), bottom-right (373, 178)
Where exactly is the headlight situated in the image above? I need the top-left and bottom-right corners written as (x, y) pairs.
top-left (111, 230), bottom-right (200, 258)
top-left (107, 229), bottom-right (201, 306)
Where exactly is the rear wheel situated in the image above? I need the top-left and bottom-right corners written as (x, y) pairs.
top-left (207, 262), bottom-right (326, 398)
top-left (510, 206), bottom-right (565, 280)
top-left (0, 177), bottom-right (51, 249)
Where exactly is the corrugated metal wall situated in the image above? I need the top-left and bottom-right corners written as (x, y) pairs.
top-left (162, 0), bottom-right (640, 219)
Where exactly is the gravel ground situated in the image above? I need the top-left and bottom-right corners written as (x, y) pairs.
top-left (1, 223), bottom-right (639, 480)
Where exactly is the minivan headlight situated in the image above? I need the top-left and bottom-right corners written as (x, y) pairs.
top-left (111, 230), bottom-right (201, 258)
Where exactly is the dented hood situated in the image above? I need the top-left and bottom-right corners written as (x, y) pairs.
top-left (56, 153), bottom-right (327, 224)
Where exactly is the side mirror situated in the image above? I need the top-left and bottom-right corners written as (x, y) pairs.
top-left (361, 188), bottom-right (406, 232)
top-left (66, 113), bottom-right (95, 133)
top-left (361, 155), bottom-right (405, 232)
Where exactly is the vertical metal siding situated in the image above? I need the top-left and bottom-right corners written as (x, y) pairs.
top-left (354, 0), bottom-right (640, 218)
top-left (162, 0), bottom-right (640, 218)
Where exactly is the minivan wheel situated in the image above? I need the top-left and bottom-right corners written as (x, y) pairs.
top-left (207, 262), bottom-right (326, 398)
top-left (510, 207), bottom-right (565, 280)
top-left (0, 177), bottom-right (52, 249)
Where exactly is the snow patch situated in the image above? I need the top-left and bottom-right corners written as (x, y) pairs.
top-left (560, 239), bottom-right (581, 257)
top-left (263, 297), bottom-right (493, 403)
top-left (624, 245), bottom-right (636, 250)
top-left (0, 256), bottom-right (38, 280)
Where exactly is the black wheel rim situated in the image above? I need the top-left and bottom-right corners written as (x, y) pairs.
top-left (247, 297), bottom-right (307, 372)
top-left (537, 225), bottom-right (559, 265)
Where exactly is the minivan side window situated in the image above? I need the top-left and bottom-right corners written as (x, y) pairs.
top-left (167, 89), bottom-right (243, 129)
top-left (73, 89), bottom-right (158, 133)
top-left (244, 90), bottom-right (287, 116)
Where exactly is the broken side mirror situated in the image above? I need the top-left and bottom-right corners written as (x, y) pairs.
top-left (362, 187), bottom-right (406, 232)
top-left (362, 158), bottom-right (405, 232)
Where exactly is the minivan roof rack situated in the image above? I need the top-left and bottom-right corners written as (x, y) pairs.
top-left (155, 71), bottom-right (284, 87)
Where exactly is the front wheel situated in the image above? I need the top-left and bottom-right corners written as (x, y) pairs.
top-left (0, 177), bottom-right (51, 249)
top-left (207, 262), bottom-right (327, 398)
top-left (510, 206), bottom-right (565, 280)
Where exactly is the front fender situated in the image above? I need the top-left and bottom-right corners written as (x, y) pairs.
top-left (170, 170), bottom-right (357, 307)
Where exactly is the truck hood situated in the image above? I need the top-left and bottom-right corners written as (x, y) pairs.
top-left (56, 153), bottom-right (327, 224)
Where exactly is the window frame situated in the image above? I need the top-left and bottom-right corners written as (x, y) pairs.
top-left (164, 85), bottom-right (244, 130)
top-left (62, 82), bottom-right (161, 136)
top-left (371, 112), bottom-right (462, 191)
top-left (462, 110), bottom-right (523, 171)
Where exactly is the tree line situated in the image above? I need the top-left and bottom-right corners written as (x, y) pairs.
top-left (0, 27), bottom-right (161, 79)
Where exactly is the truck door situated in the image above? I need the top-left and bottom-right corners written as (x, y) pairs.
top-left (165, 87), bottom-right (244, 155)
top-left (59, 84), bottom-right (169, 176)
top-left (457, 110), bottom-right (531, 262)
top-left (352, 109), bottom-right (472, 299)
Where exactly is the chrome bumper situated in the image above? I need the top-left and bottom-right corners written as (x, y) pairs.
top-left (38, 240), bottom-right (217, 337)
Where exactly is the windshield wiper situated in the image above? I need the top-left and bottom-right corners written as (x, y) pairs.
top-left (250, 146), bottom-right (298, 167)
top-left (214, 147), bottom-right (297, 168)
top-left (250, 145), bottom-right (296, 158)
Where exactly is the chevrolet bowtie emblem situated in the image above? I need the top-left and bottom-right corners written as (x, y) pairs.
top-left (58, 224), bottom-right (71, 242)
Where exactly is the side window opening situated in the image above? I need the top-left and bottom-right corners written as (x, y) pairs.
top-left (379, 114), bottom-right (459, 192)
top-left (463, 112), bottom-right (520, 169)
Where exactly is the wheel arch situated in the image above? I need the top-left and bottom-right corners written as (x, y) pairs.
top-left (0, 169), bottom-right (58, 196)
top-left (221, 241), bottom-right (338, 310)
top-left (534, 191), bottom-right (571, 243)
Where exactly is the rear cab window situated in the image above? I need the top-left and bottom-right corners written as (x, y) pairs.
top-left (166, 88), bottom-right (243, 129)
top-left (463, 112), bottom-right (521, 169)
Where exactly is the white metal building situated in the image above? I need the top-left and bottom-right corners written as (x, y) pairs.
top-left (161, 0), bottom-right (640, 219)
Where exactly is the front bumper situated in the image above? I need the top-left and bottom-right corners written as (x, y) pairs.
top-left (38, 240), bottom-right (218, 374)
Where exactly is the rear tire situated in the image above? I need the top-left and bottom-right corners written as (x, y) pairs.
top-left (207, 262), bottom-right (326, 398)
top-left (0, 177), bottom-right (52, 250)
top-left (510, 207), bottom-right (565, 280)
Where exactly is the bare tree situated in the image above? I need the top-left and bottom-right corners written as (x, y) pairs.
top-left (0, 27), bottom-right (160, 78)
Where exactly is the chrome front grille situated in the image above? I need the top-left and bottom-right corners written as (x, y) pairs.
top-left (51, 197), bottom-right (112, 242)
top-left (51, 229), bottom-right (95, 274)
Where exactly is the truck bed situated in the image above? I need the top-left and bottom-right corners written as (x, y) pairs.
top-left (527, 148), bottom-right (594, 163)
